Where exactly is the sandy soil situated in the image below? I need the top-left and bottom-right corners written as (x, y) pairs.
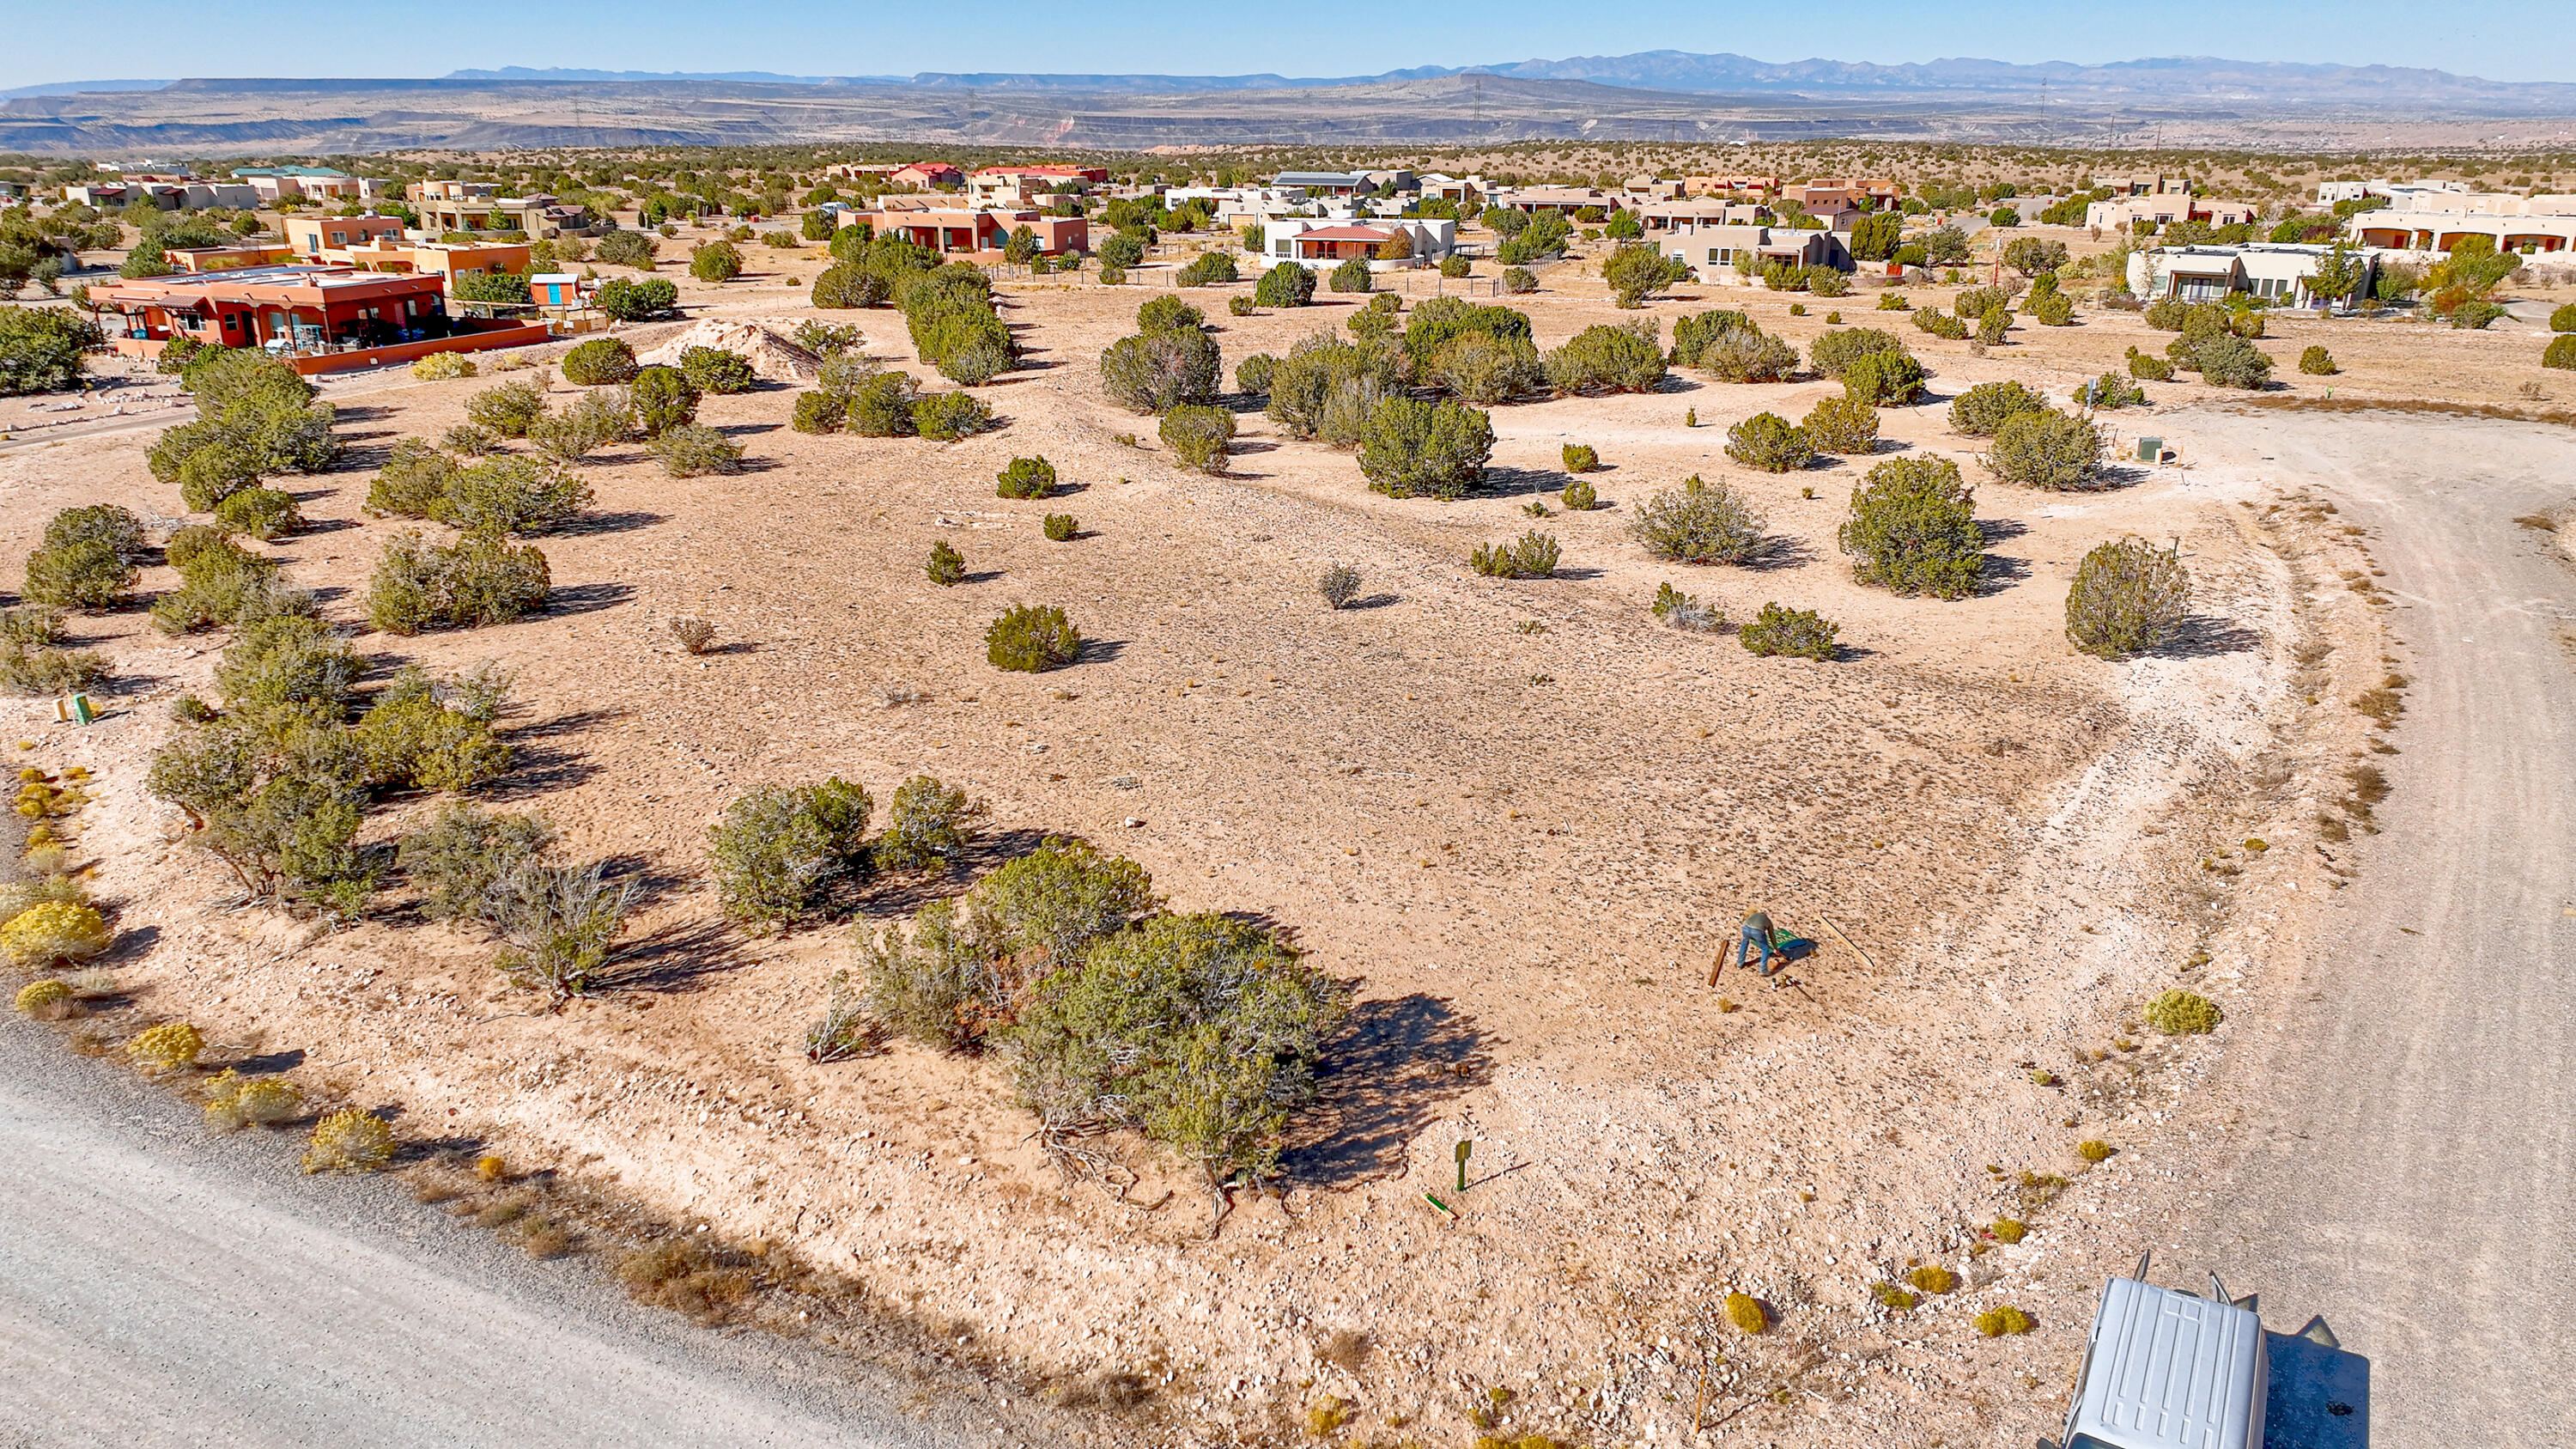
top-left (1, 242), bottom-right (2447, 1446)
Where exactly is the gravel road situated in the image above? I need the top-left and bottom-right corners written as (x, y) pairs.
top-left (2184, 410), bottom-right (2576, 1446)
top-left (0, 1019), bottom-right (1001, 1449)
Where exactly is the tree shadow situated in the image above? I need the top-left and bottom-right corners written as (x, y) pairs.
top-left (1478, 466), bottom-right (1569, 500)
top-left (1076, 637), bottom-right (1128, 665)
top-left (501, 705), bottom-right (627, 741)
top-left (1976, 556), bottom-right (2034, 592)
top-left (1282, 993), bottom-right (1493, 1189)
top-left (1976, 516), bottom-right (2031, 542)
top-left (1740, 534), bottom-right (1819, 572)
top-left (550, 510), bottom-right (665, 537)
top-left (2147, 614), bottom-right (2263, 658)
top-left (604, 917), bottom-right (754, 996)
top-left (480, 741), bottom-right (603, 801)
top-left (544, 581), bottom-right (633, 617)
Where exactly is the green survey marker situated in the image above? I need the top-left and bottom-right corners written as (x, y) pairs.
top-left (1455, 1139), bottom-right (1473, 1192)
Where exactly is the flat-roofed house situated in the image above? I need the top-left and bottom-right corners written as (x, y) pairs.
top-left (88, 265), bottom-right (549, 373)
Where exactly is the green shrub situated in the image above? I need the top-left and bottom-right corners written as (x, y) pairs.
top-left (2552, 302), bottom-right (2576, 333)
top-left (562, 337), bottom-right (638, 385)
top-left (1843, 350), bottom-right (1929, 406)
top-left (812, 262), bottom-right (891, 309)
top-left (2145, 988), bottom-right (2222, 1034)
top-left (593, 230), bottom-right (658, 269)
top-left (1500, 266), bottom-right (1537, 295)
top-left (1043, 513), bottom-right (1077, 541)
top-left (1265, 333), bottom-right (1403, 444)
top-left (2126, 346), bottom-right (2175, 381)
top-left (1545, 321), bottom-right (1667, 394)
top-left (487, 860), bottom-right (639, 1003)
top-left (1561, 478), bottom-right (1597, 511)
top-left (707, 778), bottom-right (873, 933)
top-left (2188, 334), bottom-right (2274, 389)
top-left (428, 455), bottom-right (588, 534)
top-left (1651, 581), bottom-right (1721, 631)
top-left (2547, 335), bottom-right (2576, 371)
top-left (1255, 262), bottom-right (1316, 307)
top-left (678, 346), bottom-right (758, 394)
top-left (149, 534), bottom-right (311, 636)
top-left (0, 639), bottom-right (106, 696)
top-left (1160, 404), bottom-right (1236, 473)
top-left (1439, 253), bottom-right (1470, 278)
top-left (625, 364), bottom-right (700, 436)
top-left (1986, 409), bottom-right (2106, 490)
top-left (365, 529), bottom-right (551, 634)
top-left (1006, 910), bottom-right (1344, 1204)
top-left (528, 389), bottom-right (633, 461)
top-left (2078, 1139), bottom-right (2116, 1164)
top-left (1801, 395), bottom-right (1879, 454)
top-left (2066, 537), bottom-right (2191, 657)
top-left (1725, 411), bottom-right (1813, 472)
top-left (986, 604), bottom-right (1080, 673)
top-left (1602, 244), bottom-right (1689, 307)
top-left (1697, 326), bottom-right (1801, 382)
top-left (687, 240), bottom-right (744, 283)
top-left (354, 667), bottom-right (512, 791)
top-left (1470, 530), bottom-right (1559, 579)
top-left (1561, 443), bottom-right (1599, 474)
top-left (1912, 308), bottom-right (1969, 340)
top-left (2081, 373), bottom-right (2149, 409)
top-left (1975, 308), bottom-right (2011, 345)
top-left (465, 380), bottom-right (547, 438)
top-left (859, 899), bottom-right (1000, 1051)
top-left (996, 455), bottom-right (1057, 499)
top-left (794, 320), bottom-right (862, 356)
top-left (1235, 353), bottom-right (1277, 394)
top-left (1877, 291), bottom-right (1913, 311)
top-left (1630, 475), bottom-right (1764, 564)
top-left (1669, 308), bottom-right (1753, 365)
top-left (1991, 1218), bottom-right (2028, 1245)
top-left (1137, 295), bottom-right (1205, 333)
top-left (592, 275), bottom-right (679, 320)
top-left (792, 390), bottom-right (847, 434)
top-left (213, 486), bottom-right (302, 540)
top-left (1839, 456), bottom-right (1984, 600)
top-left (21, 539), bottom-right (136, 612)
top-left (1327, 258), bottom-right (1373, 294)
top-left (1358, 396), bottom-right (1493, 500)
top-left (2295, 344), bottom-right (2337, 376)
top-left (2027, 289), bottom-right (2075, 326)
top-left (872, 776), bottom-right (987, 873)
top-left (398, 801), bottom-right (556, 922)
top-left (0, 308), bottom-right (102, 396)
top-left (1421, 332), bottom-right (1547, 404)
top-left (1807, 326), bottom-right (1907, 380)
top-left (1100, 327), bottom-right (1221, 413)
top-left (1740, 602), bottom-right (1839, 660)
top-left (926, 540), bottom-right (966, 586)
top-left (1806, 266), bottom-right (1851, 298)
top-left (1173, 251), bottom-right (1239, 287)
top-left (1948, 381), bottom-right (2049, 437)
top-left (1228, 295), bottom-right (1255, 316)
top-left (648, 423), bottom-right (744, 477)
top-left (839, 372), bottom-right (921, 437)
top-left (911, 391), bottom-right (993, 441)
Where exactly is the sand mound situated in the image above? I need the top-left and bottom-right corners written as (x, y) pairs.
top-left (635, 319), bottom-right (830, 384)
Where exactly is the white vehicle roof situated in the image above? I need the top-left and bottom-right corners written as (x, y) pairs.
top-left (2067, 1276), bottom-right (2267, 1449)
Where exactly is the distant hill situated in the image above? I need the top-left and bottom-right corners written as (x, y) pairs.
top-left (3, 51), bottom-right (2573, 155)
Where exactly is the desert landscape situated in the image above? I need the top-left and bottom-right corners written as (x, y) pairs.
top-left (10, 193), bottom-right (2554, 1447)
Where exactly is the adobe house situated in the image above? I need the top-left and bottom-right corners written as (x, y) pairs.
top-left (285, 213), bottom-right (410, 259)
top-left (860, 209), bottom-right (1087, 256)
top-left (89, 265), bottom-right (547, 374)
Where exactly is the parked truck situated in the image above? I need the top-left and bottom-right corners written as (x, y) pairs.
top-left (2044, 1255), bottom-right (2369, 1449)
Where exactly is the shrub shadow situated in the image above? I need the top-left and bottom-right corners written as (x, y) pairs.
top-left (550, 509), bottom-right (665, 537)
top-left (501, 705), bottom-right (627, 741)
top-left (604, 917), bottom-right (754, 996)
top-left (2147, 615), bottom-right (2263, 658)
top-left (1075, 637), bottom-right (1128, 665)
top-left (1740, 534), bottom-right (1819, 572)
top-left (1341, 593), bottom-right (1403, 611)
top-left (1976, 517), bottom-right (2031, 542)
top-left (1975, 556), bottom-right (2034, 593)
top-left (479, 742), bottom-right (603, 801)
top-left (1282, 992), bottom-right (1493, 1189)
top-left (544, 581), bottom-right (634, 617)
top-left (1477, 466), bottom-right (1571, 501)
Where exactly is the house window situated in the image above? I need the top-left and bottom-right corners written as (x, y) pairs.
top-left (331, 232), bottom-right (346, 245)
top-left (1707, 248), bottom-right (1722, 263)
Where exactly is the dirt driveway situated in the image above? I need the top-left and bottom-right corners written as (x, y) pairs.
top-left (2176, 406), bottom-right (2576, 1446)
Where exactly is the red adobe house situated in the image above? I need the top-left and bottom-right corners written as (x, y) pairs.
top-left (88, 265), bottom-right (548, 374)
top-left (865, 209), bottom-right (1088, 257)
top-left (889, 162), bottom-right (964, 191)
top-left (1285, 226), bottom-right (1399, 262)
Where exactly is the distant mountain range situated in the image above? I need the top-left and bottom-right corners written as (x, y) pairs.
top-left (4, 52), bottom-right (2574, 155)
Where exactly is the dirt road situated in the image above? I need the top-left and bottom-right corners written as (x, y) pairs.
top-left (0, 1020), bottom-right (997, 1449)
top-left (2183, 409), bottom-right (2576, 1446)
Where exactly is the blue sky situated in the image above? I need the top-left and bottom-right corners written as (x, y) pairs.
top-left (6, 0), bottom-right (2573, 89)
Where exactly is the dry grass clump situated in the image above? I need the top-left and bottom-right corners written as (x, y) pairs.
top-left (2077, 1139), bottom-right (2117, 1164)
top-left (615, 1239), bottom-right (753, 1324)
top-left (303, 1108), bottom-right (397, 1172)
top-left (125, 1020), bottom-right (204, 1072)
top-left (14, 979), bottom-right (74, 1020)
top-left (670, 617), bottom-right (718, 654)
top-left (1975, 1305), bottom-right (2035, 1336)
top-left (1304, 1395), bottom-right (1352, 1437)
top-left (1724, 1290), bottom-right (1768, 1332)
top-left (1871, 1282), bottom-right (1920, 1309)
top-left (203, 1068), bottom-right (303, 1130)
top-left (1906, 1264), bottom-right (1956, 1294)
top-left (1990, 1219), bottom-right (2029, 1245)
top-left (2145, 988), bottom-right (2221, 1034)
top-left (1317, 564), bottom-right (1361, 610)
top-left (1, 900), bottom-right (111, 968)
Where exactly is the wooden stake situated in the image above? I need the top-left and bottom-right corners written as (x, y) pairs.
top-left (1820, 914), bottom-right (1878, 971)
